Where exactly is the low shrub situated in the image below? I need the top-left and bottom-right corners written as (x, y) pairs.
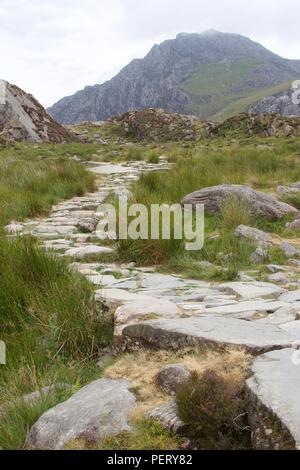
top-left (176, 370), bottom-right (250, 449)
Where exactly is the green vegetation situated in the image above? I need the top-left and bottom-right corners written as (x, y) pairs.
top-left (181, 58), bottom-right (291, 120)
top-left (0, 145), bottom-right (95, 226)
top-left (0, 143), bottom-right (112, 449)
top-left (97, 419), bottom-right (179, 450)
top-left (176, 369), bottom-right (250, 449)
top-left (115, 137), bottom-right (300, 278)
top-left (1, 119), bottom-right (300, 449)
top-left (0, 236), bottom-right (113, 449)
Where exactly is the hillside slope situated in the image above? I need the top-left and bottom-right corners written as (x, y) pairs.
top-left (0, 80), bottom-right (74, 143)
top-left (48, 31), bottom-right (300, 124)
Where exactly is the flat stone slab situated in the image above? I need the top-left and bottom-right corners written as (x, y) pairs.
top-left (95, 288), bottom-right (154, 306)
top-left (114, 298), bottom-right (180, 336)
top-left (204, 300), bottom-right (288, 316)
top-left (247, 349), bottom-right (300, 449)
top-left (27, 378), bottom-right (136, 450)
top-left (89, 164), bottom-right (134, 175)
top-left (122, 316), bottom-right (294, 354)
top-left (279, 320), bottom-right (300, 339)
top-left (279, 289), bottom-right (300, 303)
top-left (218, 282), bottom-right (285, 299)
top-left (65, 245), bottom-right (114, 259)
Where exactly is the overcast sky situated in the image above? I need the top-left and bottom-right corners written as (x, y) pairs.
top-left (0, 0), bottom-right (299, 107)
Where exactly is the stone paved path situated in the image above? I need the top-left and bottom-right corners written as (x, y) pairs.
top-left (7, 158), bottom-right (300, 448)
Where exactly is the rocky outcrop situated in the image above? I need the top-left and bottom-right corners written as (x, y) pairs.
top-left (116, 108), bottom-right (207, 142)
top-left (0, 80), bottom-right (74, 143)
top-left (181, 184), bottom-right (298, 220)
top-left (249, 89), bottom-right (300, 117)
top-left (48, 31), bottom-right (300, 124)
top-left (215, 112), bottom-right (300, 137)
top-left (27, 378), bottom-right (136, 450)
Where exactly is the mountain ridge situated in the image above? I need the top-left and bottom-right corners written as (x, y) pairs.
top-left (48, 31), bottom-right (300, 124)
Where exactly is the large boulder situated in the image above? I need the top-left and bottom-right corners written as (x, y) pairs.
top-left (181, 184), bottom-right (298, 220)
top-left (0, 79), bottom-right (74, 143)
top-left (27, 378), bottom-right (136, 450)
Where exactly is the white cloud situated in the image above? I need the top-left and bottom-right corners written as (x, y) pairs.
top-left (0, 0), bottom-right (299, 107)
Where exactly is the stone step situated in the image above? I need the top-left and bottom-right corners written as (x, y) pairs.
top-left (121, 315), bottom-right (295, 354)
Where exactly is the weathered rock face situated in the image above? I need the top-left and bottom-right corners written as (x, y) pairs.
top-left (48, 31), bottom-right (300, 124)
top-left (181, 184), bottom-right (298, 220)
top-left (249, 89), bottom-right (300, 117)
top-left (0, 80), bottom-right (74, 143)
top-left (247, 349), bottom-right (300, 449)
top-left (27, 378), bottom-right (136, 450)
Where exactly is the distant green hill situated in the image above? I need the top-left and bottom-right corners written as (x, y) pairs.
top-left (181, 59), bottom-right (292, 121)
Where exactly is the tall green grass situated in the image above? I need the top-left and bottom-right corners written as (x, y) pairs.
top-left (0, 157), bottom-right (95, 226)
top-left (0, 146), bottom-right (110, 449)
top-left (0, 236), bottom-right (112, 449)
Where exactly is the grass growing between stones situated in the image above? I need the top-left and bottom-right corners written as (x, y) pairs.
top-left (92, 349), bottom-right (250, 450)
top-left (67, 419), bottom-right (180, 451)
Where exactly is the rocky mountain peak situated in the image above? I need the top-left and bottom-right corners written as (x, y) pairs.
top-left (48, 31), bottom-right (300, 124)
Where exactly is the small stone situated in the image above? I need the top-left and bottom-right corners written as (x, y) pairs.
top-left (251, 247), bottom-right (269, 264)
top-left (147, 401), bottom-right (186, 434)
top-left (235, 225), bottom-right (272, 246)
top-left (281, 242), bottom-right (299, 257)
top-left (288, 259), bottom-right (300, 267)
top-left (267, 265), bottom-right (288, 273)
top-left (268, 273), bottom-right (289, 285)
top-left (286, 218), bottom-right (300, 229)
top-left (155, 364), bottom-right (192, 395)
top-left (5, 221), bottom-right (24, 234)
